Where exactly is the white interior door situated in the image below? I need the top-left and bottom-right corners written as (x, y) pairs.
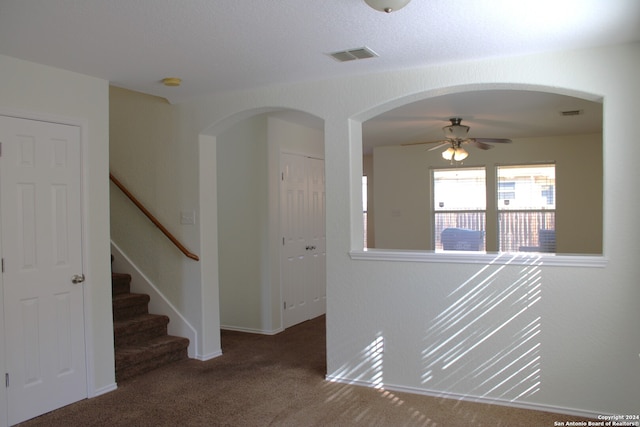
top-left (306, 157), bottom-right (326, 319)
top-left (0, 116), bottom-right (87, 425)
top-left (281, 153), bottom-right (325, 329)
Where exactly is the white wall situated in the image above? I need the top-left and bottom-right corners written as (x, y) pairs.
top-left (372, 133), bottom-right (602, 253)
top-left (184, 43), bottom-right (640, 417)
top-left (217, 115), bottom-right (269, 332)
top-left (0, 54), bottom-right (114, 415)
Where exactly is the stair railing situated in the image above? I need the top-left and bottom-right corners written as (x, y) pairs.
top-left (109, 173), bottom-right (200, 261)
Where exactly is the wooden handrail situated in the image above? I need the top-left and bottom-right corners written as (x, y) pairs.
top-left (109, 173), bottom-right (200, 261)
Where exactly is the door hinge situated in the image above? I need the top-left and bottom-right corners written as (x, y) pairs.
top-left (281, 172), bottom-right (284, 181)
top-left (282, 237), bottom-right (285, 245)
top-left (283, 301), bottom-right (286, 310)
top-left (1, 258), bottom-right (4, 273)
top-left (5, 373), bottom-right (8, 388)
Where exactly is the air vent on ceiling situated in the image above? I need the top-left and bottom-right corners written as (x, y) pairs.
top-left (560, 109), bottom-right (583, 116)
top-left (328, 47), bottom-right (378, 62)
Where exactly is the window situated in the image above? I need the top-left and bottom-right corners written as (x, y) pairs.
top-left (497, 164), bottom-right (556, 252)
top-left (433, 167), bottom-right (486, 251)
top-left (432, 164), bottom-right (556, 253)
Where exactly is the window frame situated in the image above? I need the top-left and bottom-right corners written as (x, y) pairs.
top-left (431, 166), bottom-right (487, 252)
top-left (495, 162), bottom-right (556, 253)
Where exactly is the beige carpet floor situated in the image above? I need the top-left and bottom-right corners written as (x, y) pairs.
top-left (19, 315), bottom-right (592, 426)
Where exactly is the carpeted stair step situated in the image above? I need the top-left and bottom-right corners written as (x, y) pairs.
top-left (112, 292), bottom-right (150, 320)
top-left (115, 335), bottom-right (189, 382)
top-left (113, 313), bottom-right (170, 347)
top-left (111, 265), bottom-right (190, 382)
top-left (112, 273), bottom-right (131, 296)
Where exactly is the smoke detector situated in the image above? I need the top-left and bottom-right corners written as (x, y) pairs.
top-left (162, 77), bottom-right (182, 87)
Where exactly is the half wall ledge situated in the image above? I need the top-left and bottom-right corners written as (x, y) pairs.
top-left (349, 249), bottom-right (608, 268)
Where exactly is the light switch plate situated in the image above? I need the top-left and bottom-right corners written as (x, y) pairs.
top-left (180, 211), bottom-right (196, 225)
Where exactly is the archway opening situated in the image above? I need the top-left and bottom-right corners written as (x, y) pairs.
top-left (360, 86), bottom-right (602, 255)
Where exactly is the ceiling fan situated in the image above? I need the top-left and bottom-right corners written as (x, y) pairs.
top-left (404, 118), bottom-right (512, 162)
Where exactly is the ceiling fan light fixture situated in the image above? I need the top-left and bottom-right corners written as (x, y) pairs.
top-left (430, 117), bottom-right (509, 163)
top-left (453, 147), bottom-right (468, 161)
top-left (442, 147), bottom-right (455, 160)
top-left (443, 117), bottom-right (470, 140)
top-left (364, 0), bottom-right (411, 13)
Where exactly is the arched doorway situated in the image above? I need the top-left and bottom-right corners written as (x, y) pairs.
top-left (199, 109), bottom-right (325, 341)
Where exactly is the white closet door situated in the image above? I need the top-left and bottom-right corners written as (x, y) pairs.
top-left (0, 116), bottom-right (87, 426)
top-left (281, 153), bottom-right (325, 328)
top-left (306, 157), bottom-right (326, 319)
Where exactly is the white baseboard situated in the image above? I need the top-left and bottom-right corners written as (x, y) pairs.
top-left (221, 325), bottom-right (284, 336)
top-left (91, 382), bottom-right (118, 398)
top-left (325, 375), bottom-right (602, 420)
top-left (110, 242), bottom-right (198, 358)
top-left (194, 350), bottom-right (223, 361)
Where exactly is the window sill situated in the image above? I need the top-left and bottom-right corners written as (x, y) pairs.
top-left (349, 249), bottom-right (608, 268)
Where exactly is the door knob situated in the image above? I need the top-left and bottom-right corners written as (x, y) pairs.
top-left (71, 274), bottom-right (85, 284)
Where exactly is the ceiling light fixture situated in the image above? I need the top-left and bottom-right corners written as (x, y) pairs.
top-left (162, 77), bottom-right (182, 87)
top-left (441, 118), bottom-right (470, 162)
top-left (404, 118), bottom-right (511, 163)
top-left (364, 0), bottom-right (411, 13)
top-left (441, 141), bottom-right (468, 162)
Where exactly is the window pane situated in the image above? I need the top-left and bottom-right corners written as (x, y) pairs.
top-left (435, 212), bottom-right (486, 251)
top-left (497, 164), bottom-right (555, 210)
top-left (433, 167), bottom-right (486, 251)
top-left (499, 211), bottom-right (555, 252)
top-left (362, 176), bottom-right (368, 212)
top-left (497, 164), bottom-right (556, 253)
top-left (434, 168), bottom-right (486, 211)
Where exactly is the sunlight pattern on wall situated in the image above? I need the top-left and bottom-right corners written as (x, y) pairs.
top-left (329, 333), bottom-right (385, 389)
top-left (421, 254), bottom-right (542, 402)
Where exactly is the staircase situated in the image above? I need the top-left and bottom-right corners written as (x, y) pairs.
top-left (112, 271), bottom-right (189, 382)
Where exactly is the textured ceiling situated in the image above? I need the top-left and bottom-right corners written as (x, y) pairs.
top-left (0, 0), bottom-right (637, 149)
top-left (1, 0), bottom-right (638, 104)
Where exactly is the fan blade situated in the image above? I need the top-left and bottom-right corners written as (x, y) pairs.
top-left (427, 142), bottom-right (450, 151)
top-left (401, 139), bottom-right (446, 147)
top-left (466, 139), bottom-right (494, 150)
top-left (473, 137), bottom-right (512, 144)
